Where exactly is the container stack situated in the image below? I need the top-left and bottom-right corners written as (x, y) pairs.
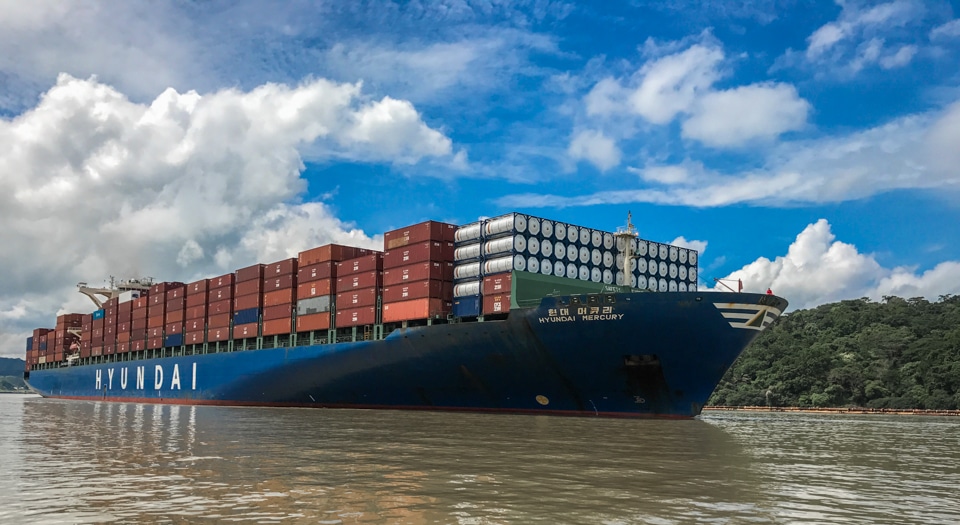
top-left (147, 282), bottom-right (183, 349)
top-left (334, 252), bottom-right (383, 328)
top-left (131, 294), bottom-right (148, 351)
top-left (31, 328), bottom-right (51, 364)
top-left (116, 291), bottom-right (140, 353)
top-left (206, 273), bottom-right (235, 343)
top-left (25, 335), bottom-right (36, 370)
top-left (233, 264), bottom-right (265, 340)
top-left (51, 313), bottom-right (83, 361)
top-left (295, 244), bottom-right (368, 334)
top-left (261, 258), bottom-right (298, 337)
top-left (380, 221), bottom-right (456, 324)
top-left (102, 297), bottom-right (119, 355)
top-left (79, 313), bottom-right (93, 358)
top-left (184, 279), bottom-right (209, 345)
top-left (452, 212), bottom-right (701, 317)
top-left (91, 308), bottom-right (105, 356)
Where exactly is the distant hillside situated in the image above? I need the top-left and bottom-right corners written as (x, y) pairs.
top-left (709, 295), bottom-right (960, 410)
top-left (0, 358), bottom-right (27, 391)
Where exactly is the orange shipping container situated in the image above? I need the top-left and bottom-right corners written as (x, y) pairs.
top-left (264, 258), bottom-right (297, 277)
top-left (382, 280), bottom-right (452, 303)
top-left (262, 274), bottom-right (295, 291)
top-left (186, 292), bottom-right (207, 307)
top-left (263, 288), bottom-right (294, 307)
top-left (234, 293), bottom-right (261, 311)
top-left (383, 241), bottom-right (454, 268)
top-left (187, 278), bottom-right (209, 296)
top-left (336, 287), bottom-right (378, 308)
top-left (209, 273), bottom-right (235, 290)
top-left (263, 303), bottom-right (293, 321)
top-left (233, 322), bottom-right (258, 339)
top-left (383, 220), bottom-right (457, 249)
top-left (185, 318), bottom-right (205, 332)
top-left (262, 317), bottom-right (292, 336)
top-left (235, 263), bottom-right (265, 283)
top-left (297, 261), bottom-right (336, 283)
top-left (208, 298), bottom-right (232, 316)
top-left (235, 279), bottom-right (264, 296)
top-left (336, 271), bottom-right (382, 291)
top-left (117, 342), bottom-right (130, 353)
top-left (165, 308), bottom-right (184, 324)
top-left (296, 312), bottom-right (331, 332)
top-left (208, 313), bottom-right (231, 329)
top-left (383, 262), bottom-right (454, 286)
top-left (208, 327), bottom-right (231, 342)
top-left (298, 244), bottom-right (362, 266)
top-left (297, 279), bottom-right (333, 299)
top-left (184, 331), bottom-right (204, 345)
top-left (336, 254), bottom-right (383, 277)
top-left (382, 298), bottom-right (452, 323)
top-left (208, 286), bottom-right (233, 302)
top-left (482, 273), bottom-right (512, 294)
top-left (335, 306), bottom-right (377, 327)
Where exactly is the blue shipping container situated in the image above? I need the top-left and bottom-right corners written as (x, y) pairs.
top-left (93, 309), bottom-right (105, 320)
top-left (233, 307), bottom-right (260, 326)
top-left (39, 342), bottom-right (47, 351)
top-left (26, 336), bottom-right (34, 351)
top-left (453, 295), bottom-right (481, 317)
top-left (164, 334), bottom-right (184, 348)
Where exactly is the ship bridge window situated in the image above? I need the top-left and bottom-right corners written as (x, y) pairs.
top-left (587, 295), bottom-right (600, 306)
top-left (604, 295), bottom-right (616, 304)
top-left (570, 296), bottom-right (582, 306)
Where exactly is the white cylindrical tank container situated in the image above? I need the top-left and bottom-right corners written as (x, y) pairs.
top-left (578, 265), bottom-right (590, 281)
top-left (484, 213), bottom-right (527, 238)
top-left (527, 256), bottom-right (540, 274)
top-left (689, 251), bottom-right (698, 266)
top-left (648, 241), bottom-right (659, 258)
top-left (669, 263), bottom-right (678, 279)
top-left (591, 267), bottom-right (602, 282)
top-left (553, 260), bottom-right (565, 276)
top-left (541, 239), bottom-right (554, 258)
top-left (455, 222), bottom-right (482, 244)
top-left (679, 282), bottom-right (688, 292)
top-left (528, 216), bottom-right (541, 236)
top-left (541, 258), bottom-right (553, 275)
top-left (579, 246), bottom-right (590, 264)
top-left (689, 267), bottom-right (698, 282)
top-left (658, 279), bottom-right (668, 292)
top-left (591, 230), bottom-right (602, 248)
top-left (603, 232), bottom-right (614, 250)
top-left (637, 275), bottom-right (648, 289)
top-left (454, 262), bottom-right (481, 280)
top-left (649, 277), bottom-right (658, 292)
top-left (669, 280), bottom-right (678, 292)
top-left (636, 239), bottom-right (648, 257)
top-left (454, 281), bottom-right (481, 297)
top-left (602, 269), bottom-right (614, 284)
top-left (591, 248), bottom-right (602, 266)
top-left (637, 258), bottom-right (647, 274)
top-left (669, 246), bottom-right (678, 262)
top-left (679, 265), bottom-right (688, 280)
top-left (566, 244), bottom-right (578, 262)
top-left (659, 244), bottom-right (669, 261)
top-left (659, 261), bottom-right (668, 277)
top-left (566, 263), bottom-right (577, 279)
top-left (567, 225), bottom-right (579, 244)
top-left (603, 251), bottom-right (615, 268)
top-left (554, 222), bottom-right (567, 241)
top-left (541, 219), bottom-right (554, 239)
top-left (679, 248), bottom-right (688, 264)
top-left (455, 243), bottom-right (482, 261)
top-left (482, 255), bottom-right (514, 275)
top-left (579, 228), bottom-right (591, 246)
top-left (527, 237), bottom-right (540, 256)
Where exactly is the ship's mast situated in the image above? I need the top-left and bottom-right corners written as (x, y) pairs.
top-left (614, 211), bottom-right (638, 288)
top-left (76, 276), bottom-right (154, 309)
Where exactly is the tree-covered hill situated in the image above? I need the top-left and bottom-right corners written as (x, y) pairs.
top-left (709, 295), bottom-right (960, 410)
top-left (0, 357), bottom-right (27, 391)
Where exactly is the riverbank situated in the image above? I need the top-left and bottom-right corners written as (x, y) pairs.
top-left (705, 406), bottom-right (960, 416)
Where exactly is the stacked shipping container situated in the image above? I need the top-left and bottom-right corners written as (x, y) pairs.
top-left (184, 279), bottom-right (209, 346)
top-left (381, 221), bottom-right (456, 323)
top-left (207, 273), bottom-right (235, 343)
top-left (262, 258), bottom-right (298, 336)
top-left (131, 295), bottom-right (148, 351)
top-left (233, 264), bottom-right (264, 340)
top-left (335, 253), bottom-right (382, 328)
top-left (296, 244), bottom-right (371, 333)
top-left (452, 212), bottom-right (701, 317)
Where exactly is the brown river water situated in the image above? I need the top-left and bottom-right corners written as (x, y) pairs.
top-left (1, 394), bottom-right (958, 524)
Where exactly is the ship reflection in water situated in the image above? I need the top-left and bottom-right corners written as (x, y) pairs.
top-left (2, 395), bottom-right (958, 524)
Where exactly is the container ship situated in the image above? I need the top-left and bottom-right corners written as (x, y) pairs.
top-left (22, 212), bottom-right (786, 418)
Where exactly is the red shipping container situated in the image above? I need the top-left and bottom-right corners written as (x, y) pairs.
top-left (187, 278), bottom-right (209, 296)
top-left (165, 285), bottom-right (186, 300)
top-left (296, 312), bottom-right (331, 332)
top-left (149, 281), bottom-right (184, 296)
top-left (165, 322), bottom-right (183, 335)
top-left (117, 332), bottom-right (130, 343)
top-left (148, 316), bottom-right (164, 329)
top-left (148, 301), bottom-right (166, 319)
top-left (234, 293), bottom-right (261, 311)
top-left (131, 317), bottom-right (147, 330)
top-left (233, 322), bottom-right (258, 339)
top-left (185, 318), bottom-right (205, 332)
top-left (117, 302), bottom-right (133, 315)
top-left (186, 304), bottom-right (207, 320)
top-left (166, 296), bottom-right (185, 311)
top-left (336, 254), bottom-right (383, 277)
top-left (184, 331), bottom-right (204, 345)
top-left (336, 288), bottom-right (378, 308)
top-left (483, 293), bottom-right (511, 314)
top-left (132, 340), bottom-right (145, 352)
top-left (147, 337), bottom-right (162, 349)
top-left (149, 293), bottom-right (165, 307)
top-left (92, 346), bottom-right (103, 357)
top-left (208, 298), bottom-right (233, 316)
top-left (165, 308), bottom-right (184, 324)
top-left (236, 263), bottom-right (265, 283)
top-left (117, 321), bottom-right (130, 333)
top-left (382, 298), bottom-right (452, 322)
top-left (262, 274), bottom-right (295, 291)
top-left (384, 220), bottom-right (457, 250)
top-left (263, 303), bottom-right (293, 321)
top-left (383, 262), bottom-right (454, 286)
top-left (131, 328), bottom-right (146, 340)
top-left (117, 342), bottom-right (129, 353)
top-left (383, 241), bottom-right (454, 268)
top-left (208, 327), bottom-right (230, 342)
top-left (296, 279), bottom-right (333, 299)
top-left (208, 284), bottom-right (234, 301)
top-left (297, 261), bottom-right (336, 283)
top-left (262, 317), bottom-right (292, 336)
top-left (335, 306), bottom-right (377, 327)
top-left (186, 292), bottom-right (207, 307)
top-left (133, 296), bottom-right (149, 310)
top-left (264, 258), bottom-right (297, 277)
top-left (298, 244), bottom-right (361, 266)
top-left (336, 271), bottom-right (382, 291)
top-left (483, 273), bottom-right (513, 294)
top-left (209, 273), bottom-right (235, 290)
top-left (148, 327), bottom-right (163, 338)
top-left (235, 279), bottom-right (264, 296)
top-left (208, 313), bottom-right (231, 329)
top-left (382, 280), bottom-right (453, 303)
top-left (263, 288), bottom-right (294, 307)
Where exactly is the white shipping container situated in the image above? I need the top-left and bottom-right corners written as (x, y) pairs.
top-left (541, 219), bottom-right (554, 239)
top-left (455, 243), bottom-right (482, 261)
top-left (455, 222), bottom-right (482, 243)
top-left (454, 262), bottom-right (481, 280)
top-left (528, 216), bottom-right (541, 235)
top-left (484, 213), bottom-right (527, 238)
top-left (454, 281), bottom-right (481, 297)
top-left (482, 255), bottom-right (516, 275)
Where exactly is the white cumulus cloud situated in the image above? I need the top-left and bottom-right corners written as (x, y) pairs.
top-left (0, 73), bottom-right (453, 358)
top-left (568, 129), bottom-right (621, 171)
top-left (682, 83), bottom-right (810, 147)
top-left (714, 219), bottom-right (960, 310)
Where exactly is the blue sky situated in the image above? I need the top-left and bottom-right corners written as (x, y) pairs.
top-left (1, 0), bottom-right (960, 357)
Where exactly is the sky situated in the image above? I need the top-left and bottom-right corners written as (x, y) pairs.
top-left (2, 0), bottom-right (960, 358)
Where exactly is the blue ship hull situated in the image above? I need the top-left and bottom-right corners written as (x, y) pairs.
top-left (25, 291), bottom-right (786, 418)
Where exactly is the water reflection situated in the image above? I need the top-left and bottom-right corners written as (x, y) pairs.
top-left (2, 395), bottom-right (958, 523)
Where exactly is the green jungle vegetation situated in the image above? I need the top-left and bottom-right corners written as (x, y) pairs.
top-left (709, 295), bottom-right (960, 410)
top-left (0, 357), bottom-right (28, 391)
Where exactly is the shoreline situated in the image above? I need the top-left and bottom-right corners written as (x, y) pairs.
top-left (704, 405), bottom-right (960, 417)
